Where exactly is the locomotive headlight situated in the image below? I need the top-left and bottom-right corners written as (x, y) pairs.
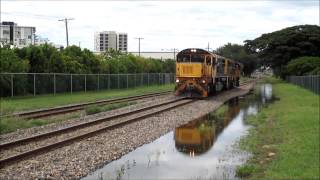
top-left (202, 80), bottom-right (206, 84)
top-left (176, 79), bottom-right (180, 83)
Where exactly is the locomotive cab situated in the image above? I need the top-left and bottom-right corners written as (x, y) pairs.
top-left (175, 49), bottom-right (215, 97)
top-left (175, 48), bottom-right (242, 98)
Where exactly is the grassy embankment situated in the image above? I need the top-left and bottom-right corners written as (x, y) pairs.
top-left (237, 77), bottom-right (319, 179)
top-left (0, 84), bottom-right (174, 134)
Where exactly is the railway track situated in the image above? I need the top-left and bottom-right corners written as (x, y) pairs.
top-left (0, 97), bottom-right (194, 167)
top-left (12, 90), bottom-right (172, 119)
top-left (0, 80), bottom-right (256, 167)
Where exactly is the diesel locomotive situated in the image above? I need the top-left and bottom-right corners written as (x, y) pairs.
top-left (175, 48), bottom-right (242, 97)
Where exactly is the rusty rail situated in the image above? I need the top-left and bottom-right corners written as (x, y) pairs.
top-left (0, 98), bottom-right (193, 167)
top-left (12, 90), bottom-right (172, 119)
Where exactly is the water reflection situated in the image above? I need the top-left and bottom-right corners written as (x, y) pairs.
top-left (175, 99), bottom-right (240, 156)
top-left (82, 84), bottom-right (274, 180)
top-left (260, 84), bottom-right (273, 103)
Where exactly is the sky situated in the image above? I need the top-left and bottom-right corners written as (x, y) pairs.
top-left (1, 0), bottom-right (319, 52)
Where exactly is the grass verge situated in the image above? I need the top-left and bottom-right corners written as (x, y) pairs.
top-left (237, 77), bottom-right (320, 179)
top-left (0, 84), bottom-right (174, 115)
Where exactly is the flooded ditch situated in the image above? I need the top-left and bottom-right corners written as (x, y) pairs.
top-left (83, 84), bottom-right (274, 180)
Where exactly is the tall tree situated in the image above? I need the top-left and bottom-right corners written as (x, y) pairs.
top-left (244, 25), bottom-right (320, 76)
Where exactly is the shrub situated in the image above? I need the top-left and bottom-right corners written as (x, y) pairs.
top-left (286, 56), bottom-right (320, 75)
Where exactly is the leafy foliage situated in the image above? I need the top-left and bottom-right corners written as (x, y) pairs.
top-left (244, 25), bottom-right (320, 76)
top-left (0, 46), bottom-right (29, 73)
top-left (0, 44), bottom-right (175, 96)
top-left (1, 44), bottom-right (175, 74)
top-left (286, 56), bottom-right (320, 75)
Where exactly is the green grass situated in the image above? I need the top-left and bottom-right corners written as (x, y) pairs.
top-left (237, 77), bottom-right (320, 179)
top-left (0, 84), bottom-right (174, 116)
top-left (0, 112), bottom-right (81, 134)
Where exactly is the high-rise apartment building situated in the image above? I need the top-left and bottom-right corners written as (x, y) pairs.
top-left (0, 21), bottom-right (36, 48)
top-left (118, 33), bottom-right (128, 52)
top-left (94, 31), bottom-right (127, 52)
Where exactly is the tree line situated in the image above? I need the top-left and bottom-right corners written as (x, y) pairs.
top-left (0, 44), bottom-right (175, 74)
top-left (1, 24), bottom-right (319, 77)
top-left (216, 25), bottom-right (320, 77)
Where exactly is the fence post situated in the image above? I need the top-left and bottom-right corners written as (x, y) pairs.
top-left (97, 74), bottom-right (100, 90)
top-left (11, 74), bottom-right (13, 97)
top-left (108, 75), bottom-right (110, 89)
top-left (33, 73), bottom-right (36, 96)
top-left (159, 73), bottom-right (161, 85)
top-left (148, 73), bottom-right (150, 86)
top-left (118, 74), bottom-right (120, 89)
top-left (54, 73), bottom-right (56, 95)
top-left (126, 74), bottom-right (129, 89)
top-left (141, 73), bottom-right (143, 86)
top-left (134, 74), bottom-right (136, 88)
top-left (85, 74), bottom-right (87, 92)
top-left (70, 74), bottom-right (73, 94)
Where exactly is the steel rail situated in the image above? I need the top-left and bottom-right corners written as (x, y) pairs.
top-left (0, 81), bottom-right (254, 149)
top-left (0, 80), bottom-right (256, 167)
top-left (0, 97), bottom-right (185, 150)
top-left (12, 90), bottom-right (172, 119)
top-left (0, 98), bottom-right (193, 167)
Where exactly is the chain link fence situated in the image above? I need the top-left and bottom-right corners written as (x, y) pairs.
top-left (286, 75), bottom-right (320, 95)
top-left (0, 73), bottom-right (175, 97)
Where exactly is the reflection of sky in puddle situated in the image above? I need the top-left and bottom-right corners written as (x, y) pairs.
top-left (83, 84), bottom-right (273, 180)
top-left (261, 84), bottom-right (273, 104)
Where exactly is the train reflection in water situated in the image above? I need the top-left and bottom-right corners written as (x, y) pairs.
top-left (174, 98), bottom-right (240, 156)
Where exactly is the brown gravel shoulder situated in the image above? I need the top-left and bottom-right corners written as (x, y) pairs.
top-left (0, 83), bottom-right (255, 179)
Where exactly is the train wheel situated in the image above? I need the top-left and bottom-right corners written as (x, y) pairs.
top-left (229, 80), bottom-right (234, 89)
top-left (210, 84), bottom-right (216, 95)
top-left (206, 85), bottom-right (211, 95)
top-left (236, 80), bottom-right (240, 87)
top-left (223, 82), bottom-right (228, 90)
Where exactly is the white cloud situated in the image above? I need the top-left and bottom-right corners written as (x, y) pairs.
top-left (1, 1), bottom-right (319, 51)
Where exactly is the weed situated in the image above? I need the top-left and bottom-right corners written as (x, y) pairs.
top-left (236, 164), bottom-right (256, 178)
top-left (85, 106), bottom-right (102, 115)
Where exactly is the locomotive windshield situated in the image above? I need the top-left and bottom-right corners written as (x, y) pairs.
top-left (177, 53), bottom-right (205, 63)
top-left (177, 54), bottom-right (190, 62)
top-left (191, 54), bottom-right (205, 62)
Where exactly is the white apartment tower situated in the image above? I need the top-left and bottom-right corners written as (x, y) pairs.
top-left (94, 31), bottom-right (127, 52)
top-left (0, 21), bottom-right (36, 48)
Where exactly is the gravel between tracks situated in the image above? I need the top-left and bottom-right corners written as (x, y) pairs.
top-left (0, 84), bottom-right (254, 179)
top-left (0, 94), bottom-right (174, 144)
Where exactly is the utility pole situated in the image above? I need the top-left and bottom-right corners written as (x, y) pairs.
top-left (135, 37), bottom-right (144, 56)
top-left (78, 41), bottom-right (81, 48)
top-left (207, 42), bottom-right (210, 51)
top-left (58, 18), bottom-right (74, 47)
top-left (172, 48), bottom-right (178, 60)
top-left (162, 48), bottom-right (178, 60)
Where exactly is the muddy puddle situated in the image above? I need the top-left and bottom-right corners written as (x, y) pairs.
top-left (83, 84), bottom-right (274, 180)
